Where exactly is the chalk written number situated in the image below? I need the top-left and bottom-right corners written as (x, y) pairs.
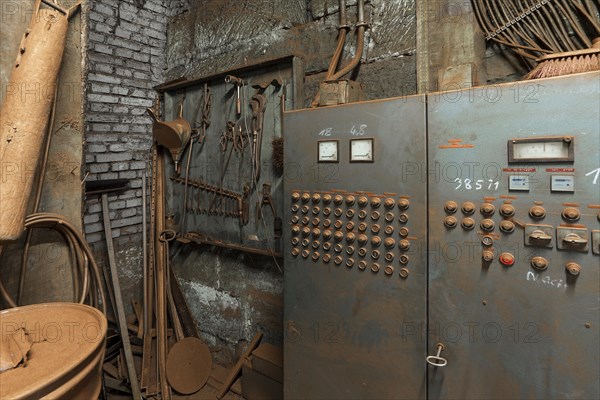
top-left (455, 178), bottom-right (500, 191)
top-left (351, 124), bottom-right (368, 136)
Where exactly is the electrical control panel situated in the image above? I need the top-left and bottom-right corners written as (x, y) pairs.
top-left (284, 72), bottom-right (599, 400)
top-left (427, 72), bottom-right (599, 399)
top-left (284, 97), bottom-right (427, 399)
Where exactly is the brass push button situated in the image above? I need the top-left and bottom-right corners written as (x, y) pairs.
top-left (346, 258), bottom-right (355, 268)
top-left (399, 255), bottom-right (409, 265)
top-left (323, 219), bottom-right (332, 228)
top-left (291, 192), bottom-right (300, 202)
top-left (346, 233), bottom-right (356, 243)
top-left (385, 212), bottom-right (395, 222)
top-left (384, 238), bottom-right (396, 249)
top-left (291, 204), bottom-right (300, 213)
top-left (384, 225), bottom-right (395, 235)
top-left (302, 227), bottom-right (311, 237)
top-left (529, 205), bottom-right (546, 219)
top-left (371, 236), bottom-right (382, 247)
top-left (334, 244), bottom-right (343, 253)
top-left (358, 234), bottom-right (368, 245)
top-left (500, 220), bottom-right (515, 233)
top-left (334, 221), bottom-right (343, 229)
top-left (323, 254), bottom-right (332, 263)
top-left (312, 218), bottom-right (320, 226)
top-left (399, 239), bottom-right (410, 251)
top-left (333, 195), bottom-right (343, 205)
top-left (358, 196), bottom-right (369, 207)
top-left (301, 250), bottom-right (310, 259)
top-left (444, 216), bottom-right (457, 229)
top-left (480, 219), bottom-right (495, 231)
top-left (384, 265), bottom-right (394, 276)
top-left (334, 256), bottom-right (343, 265)
top-left (398, 198), bottom-right (410, 210)
top-left (312, 207), bottom-right (321, 215)
top-left (301, 216), bottom-right (310, 225)
top-left (291, 226), bottom-right (300, 235)
top-left (312, 193), bottom-right (321, 203)
top-left (346, 209), bottom-right (355, 218)
top-left (346, 246), bottom-right (355, 255)
top-left (311, 228), bottom-right (321, 238)
top-left (291, 237), bottom-right (300, 246)
top-left (371, 211), bottom-right (381, 221)
top-left (291, 216), bottom-right (300, 224)
top-left (461, 218), bottom-right (475, 230)
top-left (358, 223), bottom-right (368, 232)
top-left (531, 256), bottom-right (549, 270)
top-left (358, 261), bottom-right (368, 270)
top-left (334, 231), bottom-right (344, 242)
top-left (358, 210), bottom-right (367, 219)
top-left (301, 205), bottom-right (309, 214)
top-left (334, 208), bottom-right (343, 217)
top-left (444, 201), bottom-right (458, 214)
top-left (358, 248), bottom-right (367, 257)
top-left (323, 207), bottom-right (331, 216)
top-left (346, 222), bottom-right (355, 231)
top-left (482, 250), bottom-right (495, 262)
top-left (301, 193), bottom-right (310, 203)
top-left (323, 242), bottom-right (332, 251)
top-left (384, 198), bottom-right (395, 209)
top-left (291, 248), bottom-right (300, 257)
top-left (399, 213), bottom-right (409, 223)
top-left (399, 268), bottom-right (409, 278)
top-left (371, 250), bottom-right (381, 259)
top-left (480, 203), bottom-right (495, 216)
top-left (561, 207), bottom-right (581, 222)
top-left (385, 252), bottom-right (395, 262)
top-left (346, 195), bottom-right (356, 206)
top-left (312, 241), bottom-right (320, 249)
top-left (500, 204), bottom-right (515, 217)
top-left (371, 197), bottom-right (381, 208)
top-left (371, 224), bottom-right (381, 234)
top-left (565, 262), bottom-right (581, 276)
top-left (312, 252), bottom-right (320, 261)
top-left (371, 263), bottom-right (381, 272)
top-left (462, 202), bottom-right (476, 215)
top-left (322, 194), bottom-right (332, 204)
top-left (399, 227), bottom-right (410, 237)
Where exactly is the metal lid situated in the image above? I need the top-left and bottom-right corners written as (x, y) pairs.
top-left (0, 303), bottom-right (106, 399)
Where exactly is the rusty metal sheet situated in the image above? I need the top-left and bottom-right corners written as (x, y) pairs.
top-left (426, 72), bottom-right (600, 399)
top-left (283, 95), bottom-right (427, 399)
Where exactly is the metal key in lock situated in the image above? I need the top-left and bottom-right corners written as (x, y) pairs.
top-left (426, 343), bottom-right (448, 367)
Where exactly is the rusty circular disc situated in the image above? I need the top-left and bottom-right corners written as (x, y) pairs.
top-left (166, 337), bottom-right (212, 395)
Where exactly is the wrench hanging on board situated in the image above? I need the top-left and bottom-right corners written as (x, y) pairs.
top-left (250, 93), bottom-right (266, 187)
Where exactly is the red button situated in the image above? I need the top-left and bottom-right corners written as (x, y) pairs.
top-left (500, 253), bottom-right (515, 266)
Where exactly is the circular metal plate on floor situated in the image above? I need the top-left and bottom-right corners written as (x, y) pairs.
top-left (166, 337), bottom-right (212, 395)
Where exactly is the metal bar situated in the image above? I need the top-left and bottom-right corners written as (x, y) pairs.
top-left (217, 332), bottom-right (263, 399)
top-left (101, 193), bottom-right (142, 400)
top-left (181, 233), bottom-right (283, 258)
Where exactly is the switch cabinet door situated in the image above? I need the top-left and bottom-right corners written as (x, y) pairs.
top-left (284, 96), bottom-right (427, 399)
top-left (426, 72), bottom-right (600, 399)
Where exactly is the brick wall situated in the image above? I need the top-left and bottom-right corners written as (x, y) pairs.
top-left (84, 0), bottom-right (166, 246)
top-left (83, 0), bottom-right (168, 306)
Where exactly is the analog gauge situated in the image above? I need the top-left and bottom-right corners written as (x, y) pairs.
top-left (318, 140), bottom-right (339, 162)
top-left (508, 137), bottom-right (573, 163)
top-left (350, 138), bottom-right (374, 162)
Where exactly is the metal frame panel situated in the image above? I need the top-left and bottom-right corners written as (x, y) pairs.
top-left (283, 96), bottom-right (427, 399)
top-left (426, 72), bottom-right (600, 399)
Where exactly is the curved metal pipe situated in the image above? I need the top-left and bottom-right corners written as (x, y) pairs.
top-left (331, 0), bottom-right (367, 81)
top-left (326, 0), bottom-right (350, 80)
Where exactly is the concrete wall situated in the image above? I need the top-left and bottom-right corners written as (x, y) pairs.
top-left (164, 0), bottom-right (418, 364)
top-left (82, 0), bottom-right (168, 310)
top-left (0, 0), bottom-right (84, 306)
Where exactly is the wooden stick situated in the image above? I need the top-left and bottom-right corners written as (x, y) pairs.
top-left (217, 332), bottom-right (263, 399)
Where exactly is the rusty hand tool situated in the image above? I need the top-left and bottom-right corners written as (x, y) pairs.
top-left (193, 83), bottom-right (211, 144)
top-left (225, 75), bottom-right (244, 115)
top-left (257, 183), bottom-right (277, 220)
top-left (250, 94), bottom-right (267, 186)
